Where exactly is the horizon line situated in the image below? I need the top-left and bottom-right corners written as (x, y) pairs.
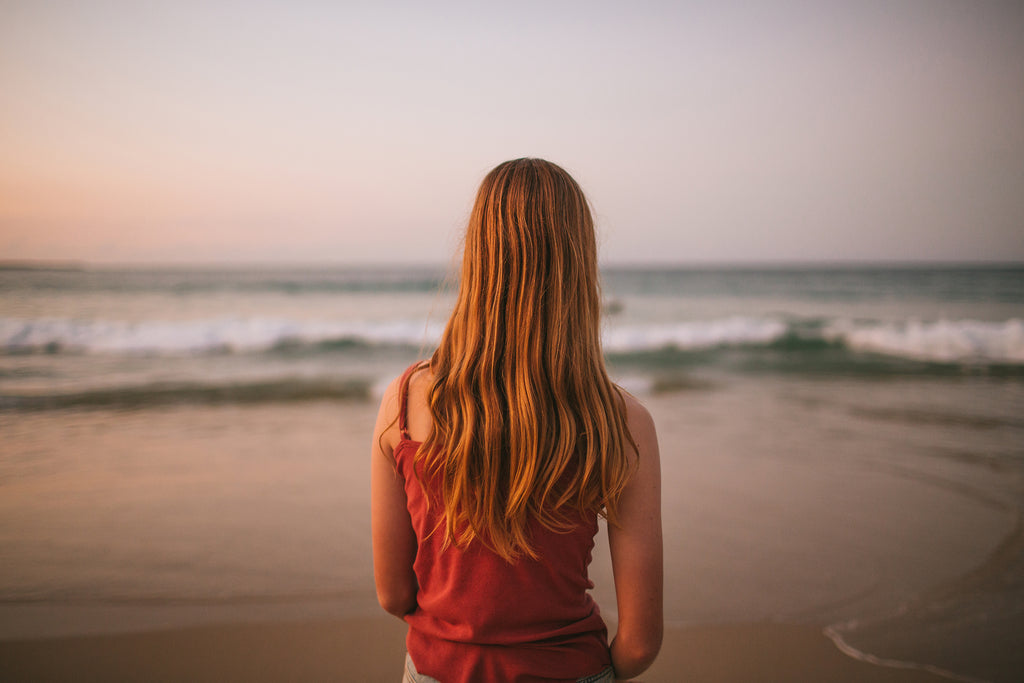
top-left (2, 257), bottom-right (1023, 272)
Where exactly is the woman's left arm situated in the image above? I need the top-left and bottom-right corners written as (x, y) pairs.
top-left (370, 376), bottom-right (418, 617)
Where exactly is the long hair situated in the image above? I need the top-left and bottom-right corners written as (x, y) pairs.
top-left (418, 158), bottom-right (637, 562)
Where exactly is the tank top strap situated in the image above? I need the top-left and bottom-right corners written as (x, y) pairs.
top-left (397, 361), bottom-right (427, 441)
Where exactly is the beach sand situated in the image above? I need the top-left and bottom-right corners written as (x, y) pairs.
top-left (1, 383), bottom-right (1018, 681)
top-left (0, 616), bottom-right (949, 683)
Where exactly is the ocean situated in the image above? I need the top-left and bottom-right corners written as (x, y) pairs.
top-left (1, 263), bottom-right (1022, 681)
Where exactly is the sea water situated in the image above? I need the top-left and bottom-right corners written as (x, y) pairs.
top-left (1, 263), bottom-right (1022, 681)
top-left (2, 265), bottom-right (1021, 408)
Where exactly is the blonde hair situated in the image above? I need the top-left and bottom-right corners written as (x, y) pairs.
top-left (418, 158), bottom-right (636, 562)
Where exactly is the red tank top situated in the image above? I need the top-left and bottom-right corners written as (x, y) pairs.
top-left (394, 363), bottom-right (611, 683)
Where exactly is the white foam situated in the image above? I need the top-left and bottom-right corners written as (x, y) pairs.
top-left (0, 317), bottom-right (445, 355)
top-left (5, 315), bottom-right (1023, 365)
top-left (1, 315), bottom-right (790, 356)
top-left (602, 316), bottom-right (788, 352)
top-left (828, 318), bottom-right (1024, 364)
top-left (824, 624), bottom-right (989, 683)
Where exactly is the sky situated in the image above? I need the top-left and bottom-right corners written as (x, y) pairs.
top-left (1, 0), bottom-right (1022, 265)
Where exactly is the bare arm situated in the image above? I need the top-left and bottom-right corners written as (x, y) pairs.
top-left (608, 396), bottom-right (663, 680)
top-left (370, 376), bottom-right (419, 618)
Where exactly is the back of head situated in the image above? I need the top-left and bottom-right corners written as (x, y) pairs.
top-left (421, 158), bottom-right (636, 562)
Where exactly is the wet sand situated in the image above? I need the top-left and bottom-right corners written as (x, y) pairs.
top-left (1, 384), bottom-right (1018, 681)
top-left (0, 617), bottom-right (949, 683)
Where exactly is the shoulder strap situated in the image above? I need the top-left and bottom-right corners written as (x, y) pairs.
top-left (397, 361), bottom-right (427, 440)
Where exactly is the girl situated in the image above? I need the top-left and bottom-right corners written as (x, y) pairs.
top-left (372, 158), bottom-right (663, 682)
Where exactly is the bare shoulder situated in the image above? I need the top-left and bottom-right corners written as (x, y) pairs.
top-left (372, 373), bottom-right (405, 456)
top-left (376, 372), bottom-right (404, 423)
top-left (373, 361), bottom-right (435, 448)
top-left (404, 363), bottom-right (435, 442)
top-left (618, 389), bottom-right (658, 444)
top-left (376, 363), bottom-right (430, 421)
top-left (382, 372), bottom-right (404, 402)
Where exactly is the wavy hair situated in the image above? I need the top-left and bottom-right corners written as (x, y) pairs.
top-left (418, 158), bottom-right (637, 562)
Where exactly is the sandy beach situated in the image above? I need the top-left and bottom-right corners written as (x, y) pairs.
top-left (0, 617), bottom-right (953, 683)
top-left (2, 389), bottom-right (1019, 681)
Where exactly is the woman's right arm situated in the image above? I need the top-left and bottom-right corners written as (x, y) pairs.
top-left (371, 376), bottom-right (419, 618)
top-left (608, 395), bottom-right (663, 680)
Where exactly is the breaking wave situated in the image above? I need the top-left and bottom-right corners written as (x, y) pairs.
top-left (2, 316), bottom-right (1022, 366)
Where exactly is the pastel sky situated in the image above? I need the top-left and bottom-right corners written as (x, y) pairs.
top-left (2, 1), bottom-right (1022, 265)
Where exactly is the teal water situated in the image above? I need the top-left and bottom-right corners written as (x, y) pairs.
top-left (2, 264), bottom-right (1022, 409)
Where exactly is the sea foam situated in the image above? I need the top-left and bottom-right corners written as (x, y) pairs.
top-left (3, 316), bottom-right (1023, 366)
top-left (829, 318), bottom-right (1024, 364)
top-left (602, 316), bottom-right (789, 352)
top-left (0, 317), bottom-right (444, 355)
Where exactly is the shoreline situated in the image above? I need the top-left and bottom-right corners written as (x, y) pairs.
top-left (821, 510), bottom-right (1024, 683)
top-left (0, 617), bottom-right (952, 683)
top-left (823, 627), bottom-right (988, 683)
